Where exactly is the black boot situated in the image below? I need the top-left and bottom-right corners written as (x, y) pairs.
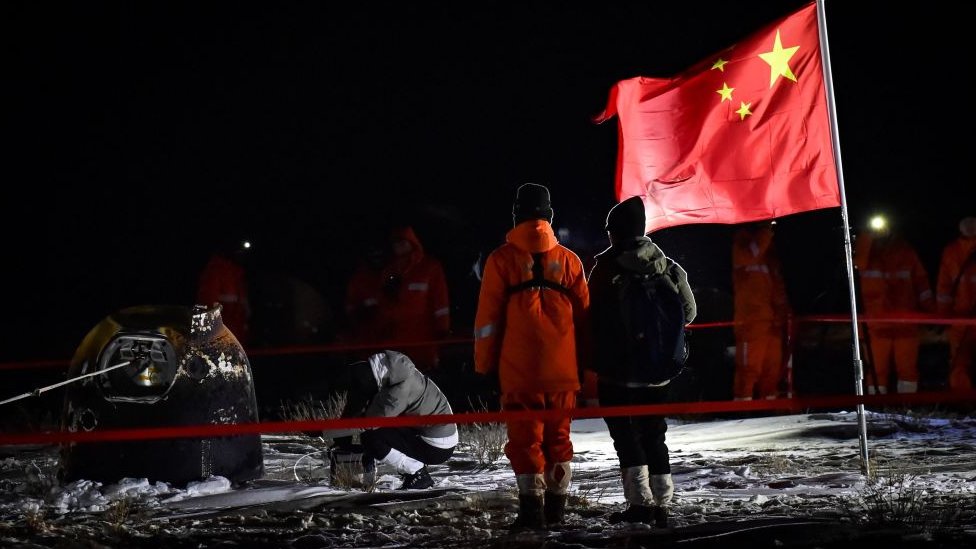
top-left (398, 466), bottom-right (434, 490)
top-left (653, 505), bottom-right (669, 528)
top-left (511, 494), bottom-right (545, 530)
top-left (607, 504), bottom-right (654, 524)
top-left (544, 491), bottom-right (567, 525)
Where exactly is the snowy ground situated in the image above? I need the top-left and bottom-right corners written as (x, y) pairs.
top-left (2, 410), bottom-right (976, 548)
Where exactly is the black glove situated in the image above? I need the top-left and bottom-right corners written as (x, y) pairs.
top-left (332, 435), bottom-right (354, 449)
top-left (473, 372), bottom-right (501, 406)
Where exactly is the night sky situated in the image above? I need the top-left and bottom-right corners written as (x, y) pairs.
top-left (5, 1), bottom-right (972, 361)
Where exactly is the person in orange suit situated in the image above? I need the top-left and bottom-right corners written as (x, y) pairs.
top-left (936, 217), bottom-right (976, 390)
top-left (474, 183), bottom-right (590, 529)
top-left (197, 241), bottom-right (251, 347)
top-left (731, 220), bottom-right (790, 400)
top-left (378, 225), bottom-right (451, 373)
top-left (342, 242), bottom-right (388, 351)
top-left (855, 217), bottom-right (934, 394)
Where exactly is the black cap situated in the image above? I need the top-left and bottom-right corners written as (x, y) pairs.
top-left (605, 196), bottom-right (646, 239)
top-left (512, 183), bottom-right (554, 225)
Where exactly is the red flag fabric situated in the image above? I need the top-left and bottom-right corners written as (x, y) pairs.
top-left (595, 1), bottom-right (840, 232)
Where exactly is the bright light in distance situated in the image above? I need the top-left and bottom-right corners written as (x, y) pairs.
top-left (869, 215), bottom-right (887, 232)
top-left (241, 240), bottom-right (252, 250)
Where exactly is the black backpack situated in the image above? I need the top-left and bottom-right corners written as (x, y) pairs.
top-left (613, 264), bottom-right (689, 384)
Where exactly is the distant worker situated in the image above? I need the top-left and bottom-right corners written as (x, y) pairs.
top-left (855, 215), bottom-right (934, 394)
top-left (379, 225), bottom-right (451, 373)
top-left (327, 350), bottom-right (458, 490)
top-left (731, 220), bottom-right (790, 400)
top-left (197, 239), bottom-right (251, 346)
top-left (474, 183), bottom-right (590, 529)
top-left (936, 217), bottom-right (976, 390)
top-left (342, 242), bottom-right (388, 350)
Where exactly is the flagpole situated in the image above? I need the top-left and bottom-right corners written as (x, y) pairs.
top-left (815, 0), bottom-right (870, 476)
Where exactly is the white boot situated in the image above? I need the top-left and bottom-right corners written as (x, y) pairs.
top-left (516, 473), bottom-right (545, 498)
top-left (650, 473), bottom-right (674, 506)
top-left (379, 448), bottom-right (425, 475)
top-left (621, 465), bottom-right (653, 506)
top-left (608, 466), bottom-right (655, 524)
top-left (545, 461), bottom-right (572, 495)
top-left (896, 380), bottom-right (918, 394)
top-left (513, 474), bottom-right (545, 529)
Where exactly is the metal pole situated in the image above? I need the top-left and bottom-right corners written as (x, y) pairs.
top-left (0, 361), bottom-right (132, 407)
top-left (816, 0), bottom-right (870, 476)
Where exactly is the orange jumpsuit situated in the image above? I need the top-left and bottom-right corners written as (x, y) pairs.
top-left (343, 261), bottom-right (386, 345)
top-left (474, 219), bottom-right (589, 484)
top-left (935, 235), bottom-right (976, 390)
top-left (948, 260), bottom-right (976, 390)
top-left (732, 224), bottom-right (790, 400)
top-left (197, 253), bottom-right (251, 346)
top-left (855, 233), bottom-right (934, 393)
top-left (379, 226), bottom-right (450, 372)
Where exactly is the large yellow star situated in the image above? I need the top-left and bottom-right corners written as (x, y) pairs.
top-left (711, 58), bottom-right (729, 72)
top-left (716, 82), bottom-right (734, 102)
top-left (735, 101), bottom-right (753, 120)
top-left (758, 30), bottom-right (799, 88)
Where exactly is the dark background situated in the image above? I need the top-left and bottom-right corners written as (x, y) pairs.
top-left (4, 0), bottom-right (972, 364)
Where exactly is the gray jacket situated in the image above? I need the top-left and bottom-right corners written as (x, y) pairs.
top-left (364, 350), bottom-right (457, 439)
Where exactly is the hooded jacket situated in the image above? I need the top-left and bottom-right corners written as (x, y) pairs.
top-left (474, 219), bottom-right (589, 394)
top-left (588, 236), bottom-right (696, 384)
top-left (379, 226), bottom-right (451, 368)
top-left (358, 350), bottom-right (458, 441)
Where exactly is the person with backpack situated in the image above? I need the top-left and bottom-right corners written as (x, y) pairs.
top-left (586, 196), bottom-right (697, 527)
top-left (473, 182), bottom-right (590, 529)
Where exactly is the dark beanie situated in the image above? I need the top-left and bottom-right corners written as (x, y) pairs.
top-left (606, 196), bottom-right (646, 239)
top-left (512, 183), bottom-right (554, 224)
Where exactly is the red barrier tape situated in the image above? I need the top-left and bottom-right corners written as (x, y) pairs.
top-left (2, 314), bottom-right (972, 372)
top-left (2, 390), bottom-right (974, 446)
top-left (800, 314), bottom-right (976, 326)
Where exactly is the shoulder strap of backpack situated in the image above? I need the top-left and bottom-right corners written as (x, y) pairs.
top-left (506, 252), bottom-right (571, 296)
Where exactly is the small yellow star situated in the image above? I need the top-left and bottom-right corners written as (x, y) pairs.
top-left (711, 58), bottom-right (729, 71)
top-left (735, 101), bottom-right (753, 120)
top-left (716, 82), bottom-right (734, 102)
top-left (758, 30), bottom-right (799, 88)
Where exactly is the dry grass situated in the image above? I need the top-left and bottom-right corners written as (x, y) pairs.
top-left (457, 397), bottom-right (507, 467)
top-left (755, 454), bottom-right (797, 476)
top-left (279, 391), bottom-right (349, 484)
top-left (278, 391), bottom-right (348, 425)
top-left (569, 483), bottom-right (609, 509)
top-left (329, 448), bottom-right (375, 492)
top-left (106, 497), bottom-right (131, 532)
top-left (23, 503), bottom-right (48, 534)
top-left (839, 457), bottom-right (965, 532)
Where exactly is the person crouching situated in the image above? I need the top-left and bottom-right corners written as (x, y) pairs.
top-left (329, 350), bottom-right (457, 489)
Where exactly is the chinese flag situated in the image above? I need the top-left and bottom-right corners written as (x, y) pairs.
top-left (595, 1), bottom-right (840, 232)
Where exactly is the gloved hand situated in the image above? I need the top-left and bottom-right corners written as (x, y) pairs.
top-left (473, 372), bottom-right (501, 404)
